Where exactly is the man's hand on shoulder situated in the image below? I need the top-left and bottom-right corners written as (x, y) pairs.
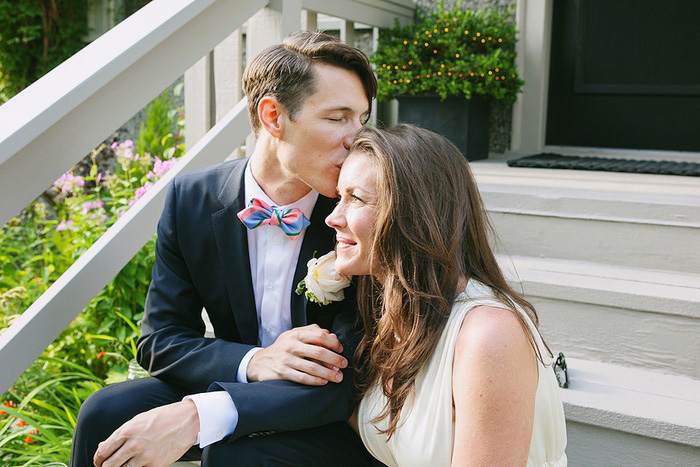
top-left (93, 399), bottom-right (199, 467)
top-left (247, 324), bottom-right (348, 386)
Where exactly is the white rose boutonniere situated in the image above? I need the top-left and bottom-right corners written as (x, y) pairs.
top-left (295, 251), bottom-right (351, 305)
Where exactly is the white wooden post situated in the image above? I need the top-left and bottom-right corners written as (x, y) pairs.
top-left (86, 0), bottom-right (117, 42)
top-left (214, 29), bottom-right (245, 159)
top-left (302, 9), bottom-right (318, 31)
top-left (245, 1), bottom-right (303, 155)
top-left (340, 19), bottom-right (356, 45)
top-left (369, 26), bottom-right (379, 126)
top-left (184, 53), bottom-right (214, 151)
top-left (510, 0), bottom-right (554, 153)
top-left (186, 29), bottom-right (244, 157)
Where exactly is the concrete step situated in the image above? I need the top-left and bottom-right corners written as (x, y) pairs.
top-left (473, 162), bottom-right (700, 274)
top-left (500, 255), bottom-right (700, 379)
top-left (562, 357), bottom-right (700, 466)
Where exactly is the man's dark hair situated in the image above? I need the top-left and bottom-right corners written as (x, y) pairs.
top-left (243, 31), bottom-right (377, 135)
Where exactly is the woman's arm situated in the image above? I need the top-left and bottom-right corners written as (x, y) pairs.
top-left (451, 306), bottom-right (538, 467)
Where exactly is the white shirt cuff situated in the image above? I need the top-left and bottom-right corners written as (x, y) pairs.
top-left (184, 391), bottom-right (238, 448)
top-left (237, 347), bottom-right (263, 383)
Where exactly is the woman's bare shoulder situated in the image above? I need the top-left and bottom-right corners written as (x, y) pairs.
top-left (455, 305), bottom-right (534, 363)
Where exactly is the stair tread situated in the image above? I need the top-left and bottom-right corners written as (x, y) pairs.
top-left (562, 357), bottom-right (700, 447)
top-left (472, 161), bottom-right (700, 228)
top-left (472, 160), bottom-right (700, 195)
top-left (500, 255), bottom-right (700, 318)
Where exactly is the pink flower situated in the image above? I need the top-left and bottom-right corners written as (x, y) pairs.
top-left (53, 173), bottom-right (84, 194)
top-left (113, 140), bottom-right (135, 160)
top-left (56, 220), bottom-right (75, 232)
top-left (153, 157), bottom-right (178, 178)
top-left (127, 182), bottom-right (154, 207)
top-left (89, 213), bottom-right (108, 225)
top-left (96, 173), bottom-right (103, 184)
top-left (81, 200), bottom-right (104, 212)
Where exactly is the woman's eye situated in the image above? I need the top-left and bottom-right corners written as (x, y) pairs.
top-left (328, 117), bottom-right (342, 122)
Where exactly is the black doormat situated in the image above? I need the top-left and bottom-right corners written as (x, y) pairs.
top-left (507, 153), bottom-right (700, 177)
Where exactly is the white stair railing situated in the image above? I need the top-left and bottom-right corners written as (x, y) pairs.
top-left (0, 0), bottom-right (413, 395)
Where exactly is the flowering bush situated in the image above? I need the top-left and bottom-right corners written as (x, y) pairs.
top-left (0, 86), bottom-right (184, 463)
top-left (372, 1), bottom-right (524, 103)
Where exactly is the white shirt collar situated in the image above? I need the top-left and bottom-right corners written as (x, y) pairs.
top-left (243, 160), bottom-right (318, 221)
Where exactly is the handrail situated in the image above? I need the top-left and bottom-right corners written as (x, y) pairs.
top-left (0, 98), bottom-right (251, 395)
top-left (0, 0), bottom-right (267, 228)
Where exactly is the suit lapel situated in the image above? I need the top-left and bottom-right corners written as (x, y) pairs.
top-left (211, 160), bottom-right (259, 345)
top-left (290, 195), bottom-right (336, 327)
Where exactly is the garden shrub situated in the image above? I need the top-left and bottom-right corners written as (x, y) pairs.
top-left (0, 0), bottom-right (91, 101)
top-left (0, 86), bottom-right (184, 463)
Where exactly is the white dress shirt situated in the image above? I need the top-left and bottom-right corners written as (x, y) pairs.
top-left (185, 161), bottom-right (318, 447)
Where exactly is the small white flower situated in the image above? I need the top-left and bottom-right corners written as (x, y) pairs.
top-left (297, 251), bottom-right (351, 305)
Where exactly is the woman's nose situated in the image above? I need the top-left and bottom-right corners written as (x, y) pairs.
top-left (325, 203), bottom-right (346, 229)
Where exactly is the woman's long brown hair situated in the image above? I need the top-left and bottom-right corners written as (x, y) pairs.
top-left (352, 124), bottom-right (548, 438)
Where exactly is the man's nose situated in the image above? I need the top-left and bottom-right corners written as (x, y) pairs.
top-left (342, 132), bottom-right (354, 150)
top-left (343, 118), bottom-right (364, 149)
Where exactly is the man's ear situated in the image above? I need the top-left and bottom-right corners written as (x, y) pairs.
top-left (258, 96), bottom-right (284, 139)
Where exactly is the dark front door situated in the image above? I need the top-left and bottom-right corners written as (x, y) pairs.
top-left (546, 0), bottom-right (700, 152)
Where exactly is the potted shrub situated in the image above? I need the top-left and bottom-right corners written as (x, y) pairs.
top-left (373, 1), bottom-right (524, 161)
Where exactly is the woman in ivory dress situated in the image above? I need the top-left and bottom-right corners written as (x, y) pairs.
top-left (325, 124), bottom-right (567, 467)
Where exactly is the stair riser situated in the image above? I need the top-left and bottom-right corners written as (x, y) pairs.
top-left (531, 296), bottom-right (700, 379)
top-left (489, 211), bottom-right (700, 274)
top-left (565, 421), bottom-right (700, 467)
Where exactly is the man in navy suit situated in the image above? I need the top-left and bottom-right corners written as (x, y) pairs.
top-left (71, 31), bottom-right (377, 466)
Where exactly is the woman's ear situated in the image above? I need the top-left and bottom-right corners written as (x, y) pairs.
top-left (258, 96), bottom-right (283, 139)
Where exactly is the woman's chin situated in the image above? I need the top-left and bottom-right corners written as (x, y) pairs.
top-left (335, 259), bottom-right (358, 277)
top-left (335, 262), bottom-right (351, 276)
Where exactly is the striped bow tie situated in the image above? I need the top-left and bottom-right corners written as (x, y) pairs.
top-left (237, 198), bottom-right (310, 239)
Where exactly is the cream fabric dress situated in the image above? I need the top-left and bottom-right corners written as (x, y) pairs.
top-left (358, 280), bottom-right (567, 467)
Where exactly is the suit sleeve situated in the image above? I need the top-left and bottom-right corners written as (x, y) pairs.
top-left (209, 304), bottom-right (363, 440)
top-left (136, 180), bottom-right (255, 394)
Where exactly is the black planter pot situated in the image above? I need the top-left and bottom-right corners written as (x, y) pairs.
top-left (396, 94), bottom-right (490, 162)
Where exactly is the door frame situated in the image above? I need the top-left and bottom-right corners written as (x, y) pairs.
top-left (510, 0), bottom-right (700, 161)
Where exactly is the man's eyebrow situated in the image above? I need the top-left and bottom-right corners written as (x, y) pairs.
top-left (322, 106), bottom-right (354, 112)
top-left (322, 105), bottom-right (370, 115)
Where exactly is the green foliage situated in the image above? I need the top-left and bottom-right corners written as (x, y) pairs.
top-left (0, 86), bottom-right (185, 463)
top-left (136, 85), bottom-right (184, 161)
top-left (0, 0), bottom-right (91, 100)
top-left (372, 1), bottom-right (524, 103)
top-left (0, 357), bottom-right (104, 464)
